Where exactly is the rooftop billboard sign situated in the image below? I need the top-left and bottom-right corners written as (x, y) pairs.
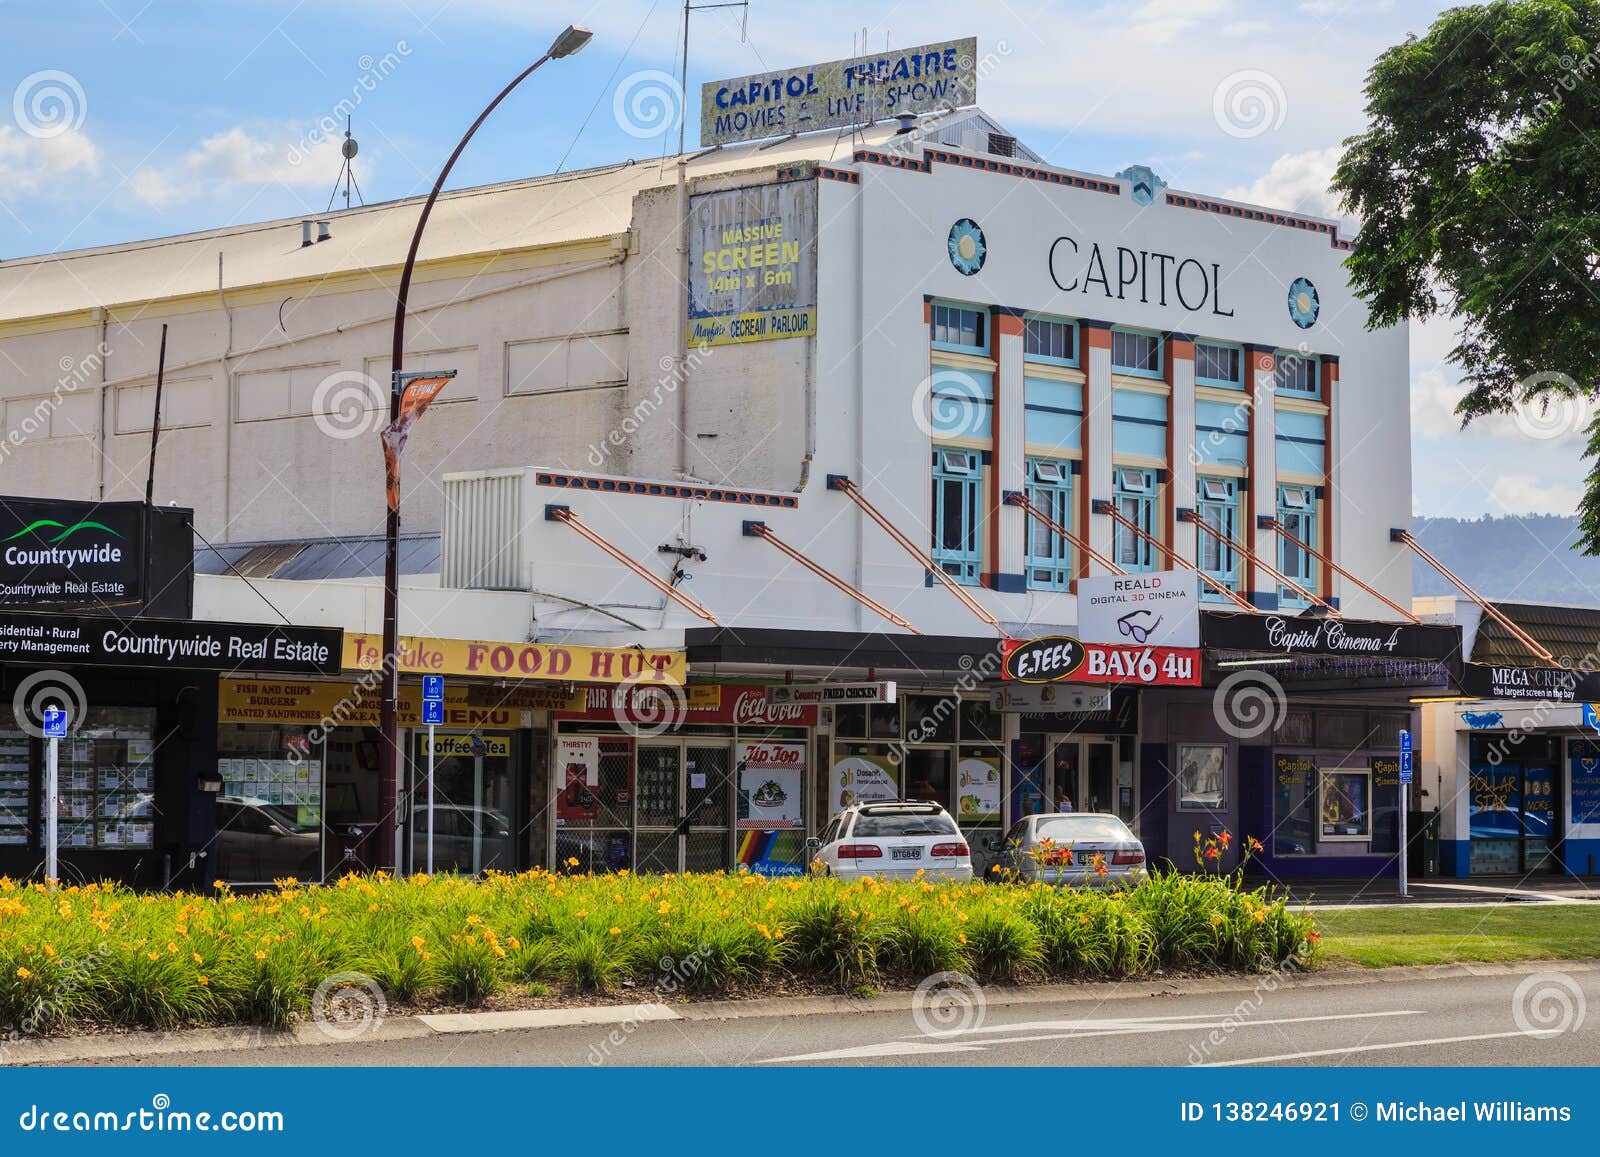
top-left (699, 37), bottom-right (978, 147)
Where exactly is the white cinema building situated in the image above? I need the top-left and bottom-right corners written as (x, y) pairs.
top-left (0, 41), bottom-right (1459, 883)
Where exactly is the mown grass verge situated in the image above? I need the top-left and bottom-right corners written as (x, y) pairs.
top-left (1312, 905), bottom-right (1600, 968)
top-left (0, 869), bottom-right (1313, 1034)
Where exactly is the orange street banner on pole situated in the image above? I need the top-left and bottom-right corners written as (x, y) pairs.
top-left (342, 633), bottom-right (687, 686)
top-left (381, 372), bottom-right (454, 512)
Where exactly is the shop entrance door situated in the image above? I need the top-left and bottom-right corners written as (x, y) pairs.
top-left (1469, 762), bottom-right (1560, 875)
top-left (633, 741), bottom-right (733, 872)
top-left (405, 732), bottom-right (515, 875)
top-left (1048, 738), bottom-right (1130, 825)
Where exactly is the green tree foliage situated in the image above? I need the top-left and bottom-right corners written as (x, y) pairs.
top-left (1335, 1), bottom-right (1600, 549)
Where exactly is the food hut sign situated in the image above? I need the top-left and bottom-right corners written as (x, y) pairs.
top-left (1000, 635), bottom-right (1200, 687)
top-left (343, 633), bottom-right (685, 686)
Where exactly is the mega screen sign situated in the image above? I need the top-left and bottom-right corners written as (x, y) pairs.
top-left (1000, 635), bottom-right (1200, 687)
top-left (0, 611), bottom-right (341, 674)
top-left (0, 498), bottom-right (144, 608)
top-left (687, 182), bottom-right (818, 348)
top-left (1459, 662), bottom-right (1600, 703)
top-left (700, 37), bottom-right (977, 146)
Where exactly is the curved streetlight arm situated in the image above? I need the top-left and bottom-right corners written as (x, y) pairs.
top-left (379, 27), bottom-right (590, 872)
top-left (390, 50), bottom-right (551, 373)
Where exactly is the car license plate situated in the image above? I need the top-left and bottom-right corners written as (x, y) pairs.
top-left (892, 846), bottom-right (922, 861)
top-left (1076, 851), bottom-right (1096, 865)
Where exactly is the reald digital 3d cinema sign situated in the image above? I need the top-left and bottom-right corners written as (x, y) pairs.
top-left (0, 498), bottom-right (145, 608)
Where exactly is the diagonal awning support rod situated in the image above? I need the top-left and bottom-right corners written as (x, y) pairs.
top-left (827, 474), bottom-right (1004, 636)
top-left (1262, 517), bottom-right (1419, 623)
top-left (743, 521), bottom-right (922, 634)
top-left (1090, 499), bottom-right (1258, 613)
top-left (1003, 490), bottom-right (1127, 578)
top-left (1390, 528), bottom-right (1556, 665)
top-left (1180, 509), bottom-right (1339, 615)
top-left (545, 505), bottom-right (720, 625)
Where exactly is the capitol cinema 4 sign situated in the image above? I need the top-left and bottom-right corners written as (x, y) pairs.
top-left (0, 497), bottom-right (145, 608)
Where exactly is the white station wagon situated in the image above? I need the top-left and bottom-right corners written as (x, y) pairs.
top-left (807, 801), bottom-right (974, 881)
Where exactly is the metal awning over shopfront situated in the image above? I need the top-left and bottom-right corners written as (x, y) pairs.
top-left (684, 627), bottom-right (994, 679)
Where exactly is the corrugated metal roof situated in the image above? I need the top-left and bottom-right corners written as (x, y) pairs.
top-left (1471, 601), bottom-right (1600, 666)
top-left (0, 124), bottom-right (901, 325)
top-left (195, 533), bottom-right (441, 581)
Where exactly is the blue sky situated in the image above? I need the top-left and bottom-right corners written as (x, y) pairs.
top-left (0, 0), bottom-right (1584, 521)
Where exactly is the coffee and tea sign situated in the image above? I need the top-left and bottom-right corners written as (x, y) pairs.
top-left (0, 498), bottom-right (145, 608)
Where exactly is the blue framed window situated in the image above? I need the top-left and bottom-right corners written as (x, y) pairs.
top-left (931, 448), bottom-right (983, 585)
top-left (1024, 377), bottom-right (1082, 451)
top-left (1112, 466), bottom-right (1158, 572)
top-left (1274, 352), bottom-right (1318, 396)
top-left (1196, 477), bottom-right (1240, 599)
top-left (1195, 397), bottom-right (1249, 469)
top-left (931, 302), bottom-right (988, 355)
top-left (1023, 315), bottom-right (1078, 366)
top-left (1111, 328), bottom-right (1162, 378)
top-left (1275, 408), bottom-right (1326, 475)
top-left (1194, 340), bottom-right (1243, 388)
top-left (1276, 485), bottom-right (1318, 606)
top-left (1024, 457), bottom-right (1074, 590)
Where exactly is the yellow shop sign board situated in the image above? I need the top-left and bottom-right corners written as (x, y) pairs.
top-left (218, 679), bottom-right (577, 729)
top-left (342, 634), bottom-right (686, 686)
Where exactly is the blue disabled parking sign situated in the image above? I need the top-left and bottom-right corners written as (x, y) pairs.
top-left (1398, 729), bottom-right (1413, 784)
top-left (42, 707), bottom-right (67, 738)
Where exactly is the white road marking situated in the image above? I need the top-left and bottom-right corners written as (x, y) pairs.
top-left (759, 1009), bottom-right (1423, 1064)
top-left (1199, 1030), bottom-right (1538, 1067)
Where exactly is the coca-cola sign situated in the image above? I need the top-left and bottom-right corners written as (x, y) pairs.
top-left (560, 684), bottom-right (818, 728)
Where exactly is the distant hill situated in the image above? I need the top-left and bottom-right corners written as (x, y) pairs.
top-left (1411, 515), bottom-right (1600, 604)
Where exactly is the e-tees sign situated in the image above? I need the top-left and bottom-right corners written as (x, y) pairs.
top-left (0, 498), bottom-right (144, 608)
top-left (1000, 635), bottom-right (1201, 687)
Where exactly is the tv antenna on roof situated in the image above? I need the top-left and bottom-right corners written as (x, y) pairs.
top-left (326, 115), bottom-right (364, 212)
top-left (678, 0), bottom-right (750, 154)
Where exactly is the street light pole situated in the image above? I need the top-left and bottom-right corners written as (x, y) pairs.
top-left (378, 24), bottom-right (594, 870)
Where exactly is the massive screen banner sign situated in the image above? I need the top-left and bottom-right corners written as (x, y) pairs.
top-left (0, 611), bottom-right (341, 674)
top-left (0, 497), bottom-right (145, 608)
top-left (687, 182), bottom-right (818, 348)
top-left (700, 37), bottom-right (978, 146)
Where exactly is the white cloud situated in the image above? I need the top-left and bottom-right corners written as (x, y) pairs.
top-left (0, 126), bottom-right (99, 193)
top-left (1299, 1), bottom-right (1395, 16)
top-left (1224, 146), bottom-right (1346, 219)
top-left (1410, 368), bottom-right (1471, 440)
top-left (1488, 474), bottom-right (1581, 516)
top-left (129, 126), bottom-right (345, 208)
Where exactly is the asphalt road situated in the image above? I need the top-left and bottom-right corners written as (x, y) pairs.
top-left (61, 965), bottom-right (1600, 1068)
